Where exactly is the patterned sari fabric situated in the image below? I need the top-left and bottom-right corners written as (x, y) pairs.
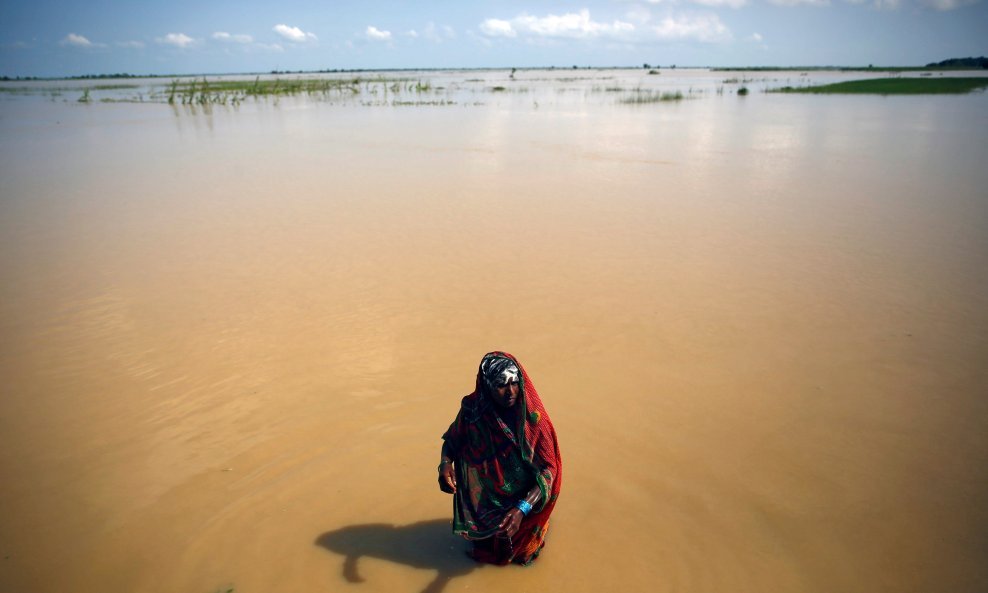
top-left (442, 352), bottom-right (562, 565)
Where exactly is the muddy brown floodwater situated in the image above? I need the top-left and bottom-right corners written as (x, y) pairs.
top-left (1, 69), bottom-right (987, 593)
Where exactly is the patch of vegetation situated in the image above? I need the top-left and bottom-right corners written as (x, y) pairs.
top-left (158, 76), bottom-right (434, 105)
top-left (620, 90), bottom-right (684, 104)
top-left (737, 86), bottom-right (749, 96)
top-left (0, 86), bottom-right (43, 94)
top-left (770, 77), bottom-right (988, 95)
top-left (391, 99), bottom-right (456, 106)
top-left (717, 62), bottom-right (987, 72)
top-left (925, 56), bottom-right (987, 69)
top-left (91, 84), bottom-right (141, 90)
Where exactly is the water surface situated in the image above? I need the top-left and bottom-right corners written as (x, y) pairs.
top-left (1, 69), bottom-right (986, 593)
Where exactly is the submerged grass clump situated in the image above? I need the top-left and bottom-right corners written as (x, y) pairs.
top-left (620, 90), bottom-right (684, 104)
top-left (770, 77), bottom-right (988, 95)
top-left (159, 75), bottom-right (435, 106)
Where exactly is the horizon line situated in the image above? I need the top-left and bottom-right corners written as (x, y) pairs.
top-left (5, 63), bottom-right (986, 81)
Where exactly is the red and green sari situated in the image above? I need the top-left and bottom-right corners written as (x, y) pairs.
top-left (442, 352), bottom-right (562, 565)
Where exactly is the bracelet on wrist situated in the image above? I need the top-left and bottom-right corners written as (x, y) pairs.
top-left (515, 500), bottom-right (533, 516)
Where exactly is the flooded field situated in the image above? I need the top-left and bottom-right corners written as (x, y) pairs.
top-left (1, 68), bottom-right (987, 593)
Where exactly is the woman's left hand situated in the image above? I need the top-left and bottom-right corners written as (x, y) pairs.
top-left (497, 508), bottom-right (524, 538)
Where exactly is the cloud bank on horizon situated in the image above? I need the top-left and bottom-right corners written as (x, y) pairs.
top-left (2, 0), bottom-right (986, 76)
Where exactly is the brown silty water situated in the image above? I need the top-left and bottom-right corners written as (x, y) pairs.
top-left (0, 70), bottom-right (986, 593)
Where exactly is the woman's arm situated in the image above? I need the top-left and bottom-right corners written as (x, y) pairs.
top-left (438, 441), bottom-right (457, 493)
top-left (496, 483), bottom-right (542, 538)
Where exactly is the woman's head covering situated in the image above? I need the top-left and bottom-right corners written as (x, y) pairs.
top-left (480, 353), bottom-right (520, 391)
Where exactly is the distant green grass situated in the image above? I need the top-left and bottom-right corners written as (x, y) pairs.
top-left (91, 84), bottom-right (140, 90)
top-left (770, 77), bottom-right (988, 95)
top-left (714, 66), bottom-right (978, 72)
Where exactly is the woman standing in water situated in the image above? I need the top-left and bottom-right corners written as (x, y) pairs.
top-left (438, 352), bottom-right (562, 565)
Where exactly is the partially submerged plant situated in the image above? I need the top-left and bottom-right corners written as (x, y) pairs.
top-left (620, 90), bottom-right (685, 104)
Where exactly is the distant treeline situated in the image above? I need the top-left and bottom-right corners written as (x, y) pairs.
top-left (925, 56), bottom-right (988, 68)
top-left (1, 73), bottom-right (142, 81)
top-left (70, 73), bottom-right (142, 79)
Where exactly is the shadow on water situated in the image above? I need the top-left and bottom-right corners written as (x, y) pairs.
top-left (315, 518), bottom-right (478, 593)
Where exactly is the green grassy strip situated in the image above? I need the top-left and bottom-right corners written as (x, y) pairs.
top-left (714, 66), bottom-right (984, 72)
top-left (168, 76), bottom-right (418, 95)
top-left (770, 77), bottom-right (988, 95)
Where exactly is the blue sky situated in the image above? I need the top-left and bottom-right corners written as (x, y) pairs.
top-left (1, 0), bottom-right (986, 77)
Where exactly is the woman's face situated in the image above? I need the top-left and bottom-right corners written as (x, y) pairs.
top-left (491, 380), bottom-right (520, 409)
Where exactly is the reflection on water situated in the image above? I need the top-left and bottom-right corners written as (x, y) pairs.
top-left (1, 69), bottom-right (987, 593)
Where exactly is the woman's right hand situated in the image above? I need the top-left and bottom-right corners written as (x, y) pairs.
top-left (438, 462), bottom-right (457, 494)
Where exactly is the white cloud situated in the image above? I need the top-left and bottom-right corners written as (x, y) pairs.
top-left (480, 9), bottom-right (635, 40)
top-left (652, 13), bottom-right (732, 42)
top-left (117, 40), bottom-right (145, 49)
top-left (157, 33), bottom-right (195, 48)
top-left (520, 10), bottom-right (635, 38)
top-left (365, 26), bottom-right (392, 41)
top-left (213, 32), bottom-right (253, 43)
top-left (256, 43), bottom-right (284, 52)
top-left (692, 0), bottom-right (748, 7)
top-left (748, 32), bottom-right (764, 42)
top-left (768, 0), bottom-right (830, 5)
top-left (405, 29), bottom-right (419, 38)
top-left (61, 33), bottom-right (93, 47)
top-left (273, 24), bottom-right (317, 42)
top-left (920, 0), bottom-right (978, 9)
top-left (643, 0), bottom-right (748, 5)
top-left (479, 19), bottom-right (517, 37)
top-left (845, 0), bottom-right (976, 9)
